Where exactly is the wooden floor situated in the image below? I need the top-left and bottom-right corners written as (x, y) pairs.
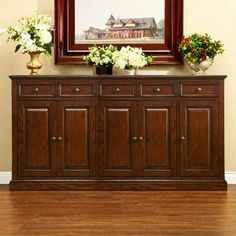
top-left (0, 186), bottom-right (236, 236)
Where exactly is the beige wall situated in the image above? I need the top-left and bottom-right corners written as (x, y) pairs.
top-left (0, 0), bottom-right (235, 171)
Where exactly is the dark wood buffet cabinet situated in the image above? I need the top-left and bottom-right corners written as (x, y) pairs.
top-left (9, 75), bottom-right (227, 190)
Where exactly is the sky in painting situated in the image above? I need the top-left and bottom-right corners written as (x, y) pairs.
top-left (75, 0), bottom-right (165, 35)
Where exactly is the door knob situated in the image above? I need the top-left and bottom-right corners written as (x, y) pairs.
top-left (138, 137), bottom-right (144, 141)
top-left (50, 137), bottom-right (57, 142)
top-left (132, 137), bottom-right (138, 141)
top-left (57, 137), bottom-right (63, 141)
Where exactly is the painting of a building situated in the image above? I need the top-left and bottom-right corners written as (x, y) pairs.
top-left (83, 15), bottom-right (164, 40)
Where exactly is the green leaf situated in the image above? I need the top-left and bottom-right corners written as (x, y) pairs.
top-left (15, 45), bottom-right (21, 53)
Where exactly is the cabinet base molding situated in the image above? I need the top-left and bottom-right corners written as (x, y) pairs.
top-left (9, 180), bottom-right (227, 191)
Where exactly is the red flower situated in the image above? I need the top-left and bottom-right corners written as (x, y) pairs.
top-left (200, 50), bottom-right (205, 54)
top-left (184, 38), bottom-right (189, 43)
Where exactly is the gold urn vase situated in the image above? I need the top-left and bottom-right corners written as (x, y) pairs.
top-left (27, 52), bottom-right (42, 75)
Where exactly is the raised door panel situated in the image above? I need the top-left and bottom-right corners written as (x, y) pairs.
top-left (57, 101), bottom-right (96, 177)
top-left (99, 101), bottom-right (137, 176)
top-left (138, 101), bottom-right (177, 176)
top-left (180, 100), bottom-right (219, 177)
top-left (17, 101), bottom-right (56, 177)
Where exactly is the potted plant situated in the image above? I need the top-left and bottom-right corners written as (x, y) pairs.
top-left (83, 45), bottom-right (118, 75)
top-left (7, 14), bottom-right (54, 75)
top-left (179, 33), bottom-right (224, 74)
top-left (113, 46), bottom-right (153, 75)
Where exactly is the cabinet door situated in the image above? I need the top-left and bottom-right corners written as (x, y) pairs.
top-left (17, 101), bottom-right (57, 177)
top-left (99, 101), bottom-right (137, 176)
top-left (180, 100), bottom-right (219, 177)
top-left (57, 101), bottom-right (96, 177)
top-left (138, 101), bottom-right (177, 176)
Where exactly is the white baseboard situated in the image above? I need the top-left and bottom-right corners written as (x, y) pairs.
top-left (225, 172), bottom-right (236, 184)
top-left (0, 172), bottom-right (11, 184)
top-left (1, 172), bottom-right (236, 185)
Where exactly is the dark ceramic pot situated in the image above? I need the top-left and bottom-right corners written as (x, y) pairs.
top-left (95, 64), bottom-right (113, 75)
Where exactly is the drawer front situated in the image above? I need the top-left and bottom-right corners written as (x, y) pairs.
top-left (18, 84), bottom-right (54, 97)
top-left (180, 83), bottom-right (218, 97)
top-left (140, 84), bottom-right (176, 97)
top-left (100, 84), bottom-right (135, 97)
top-left (59, 84), bottom-right (94, 97)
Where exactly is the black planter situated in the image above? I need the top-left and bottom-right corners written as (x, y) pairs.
top-left (95, 65), bottom-right (113, 75)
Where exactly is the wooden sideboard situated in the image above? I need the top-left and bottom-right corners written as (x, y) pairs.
top-left (9, 75), bottom-right (227, 190)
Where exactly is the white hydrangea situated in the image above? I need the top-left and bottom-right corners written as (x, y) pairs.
top-left (35, 23), bottom-right (49, 31)
top-left (113, 46), bottom-right (149, 70)
top-left (19, 32), bottom-right (31, 42)
top-left (39, 30), bottom-right (52, 44)
top-left (114, 57), bottom-right (127, 69)
top-left (20, 42), bottom-right (39, 53)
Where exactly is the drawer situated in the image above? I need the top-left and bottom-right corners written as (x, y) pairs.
top-left (59, 84), bottom-right (94, 97)
top-left (18, 84), bottom-right (54, 97)
top-left (140, 84), bottom-right (176, 97)
top-left (180, 83), bottom-right (218, 97)
top-left (100, 84), bottom-right (135, 97)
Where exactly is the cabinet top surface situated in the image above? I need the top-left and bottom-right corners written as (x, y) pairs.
top-left (9, 74), bottom-right (227, 81)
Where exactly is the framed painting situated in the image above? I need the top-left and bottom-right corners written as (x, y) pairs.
top-left (55, 0), bottom-right (183, 64)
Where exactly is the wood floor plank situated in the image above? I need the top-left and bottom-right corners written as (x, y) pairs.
top-left (0, 185), bottom-right (236, 235)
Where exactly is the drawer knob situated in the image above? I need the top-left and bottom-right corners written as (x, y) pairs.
top-left (156, 88), bottom-right (161, 92)
top-left (75, 88), bottom-right (80, 93)
top-left (33, 88), bottom-right (40, 92)
top-left (197, 87), bottom-right (202, 92)
top-left (57, 137), bottom-right (63, 141)
top-left (181, 136), bottom-right (186, 141)
top-left (114, 88), bottom-right (120, 92)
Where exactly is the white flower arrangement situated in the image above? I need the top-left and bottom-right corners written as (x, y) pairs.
top-left (113, 46), bottom-right (152, 70)
top-left (83, 45), bottom-right (118, 66)
top-left (7, 14), bottom-right (54, 57)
